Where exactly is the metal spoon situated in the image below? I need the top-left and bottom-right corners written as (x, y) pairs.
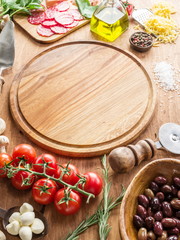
top-left (0, 206), bottom-right (48, 239)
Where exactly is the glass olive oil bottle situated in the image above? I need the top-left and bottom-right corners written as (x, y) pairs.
top-left (90, 0), bottom-right (129, 42)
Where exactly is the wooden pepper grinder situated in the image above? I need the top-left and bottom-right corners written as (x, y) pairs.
top-left (108, 123), bottom-right (180, 173)
top-left (108, 139), bottom-right (157, 173)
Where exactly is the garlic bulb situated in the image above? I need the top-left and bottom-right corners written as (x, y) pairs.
top-left (0, 118), bottom-right (6, 135)
top-left (20, 212), bottom-right (35, 226)
top-left (6, 220), bottom-right (20, 235)
top-left (0, 230), bottom-right (6, 240)
top-left (31, 218), bottom-right (45, 234)
top-left (9, 212), bottom-right (21, 223)
top-left (20, 203), bottom-right (34, 214)
top-left (19, 226), bottom-right (32, 240)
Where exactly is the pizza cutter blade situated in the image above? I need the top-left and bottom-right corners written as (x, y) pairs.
top-left (155, 123), bottom-right (180, 154)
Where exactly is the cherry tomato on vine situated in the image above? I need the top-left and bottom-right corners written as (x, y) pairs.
top-left (54, 188), bottom-right (81, 215)
top-left (79, 172), bottom-right (103, 196)
top-left (11, 168), bottom-right (35, 190)
top-left (32, 178), bottom-right (57, 205)
top-left (12, 144), bottom-right (37, 166)
top-left (33, 153), bottom-right (58, 177)
top-left (0, 153), bottom-right (12, 178)
top-left (54, 163), bottom-right (80, 187)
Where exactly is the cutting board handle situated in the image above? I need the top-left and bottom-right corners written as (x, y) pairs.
top-left (108, 139), bottom-right (157, 173)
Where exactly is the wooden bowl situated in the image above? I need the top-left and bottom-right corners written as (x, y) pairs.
top-left (129, 32), bottom-right (153, 52)
top-left (119, 158), bottom-right (180, 240)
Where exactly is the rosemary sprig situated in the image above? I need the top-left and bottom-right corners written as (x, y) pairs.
top-left (64, 155), bottom-right (126, 240)
top-left (97, 155), bottom-right (111, 240)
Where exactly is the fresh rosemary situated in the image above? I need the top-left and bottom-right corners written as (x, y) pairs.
top-left (64, 155), bottom-right (125, 240)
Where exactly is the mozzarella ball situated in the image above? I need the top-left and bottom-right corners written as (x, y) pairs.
top-left (20, 203), bottom-right (34, 214)
top-left (19, 226), bottom-right (32, 240)
top-left (20, 212), bottom-right (35, 226)
top-left (6, 220), bottom-right (20, 235)
top-left (0, 230), bottom-right (6, 240)
top-left (9, 212), bottom-right (21, 223)
top-left (31, 218), bottom-right (45, 234)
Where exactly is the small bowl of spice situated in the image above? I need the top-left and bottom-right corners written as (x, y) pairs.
top-left (129, 31), bottom-right (153, 52)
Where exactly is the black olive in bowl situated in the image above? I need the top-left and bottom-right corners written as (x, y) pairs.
top-left (129, 32), bottom-right (153, 52)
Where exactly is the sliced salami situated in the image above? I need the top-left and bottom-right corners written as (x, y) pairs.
top-left (37, 24), bottom-right (54, 37)
top-left (45, 7), bottom-right (58, 20)
top-left (55, 13), bottom-right (74, 26)
top-left (51, 25), bottom-right (68, 34)
top-left (28, 11), bottom-right (46, 25)
top-left (65, 20), bottom-right (79, 28)
top-left (55, 1), bottom-right (70, 12)
top-left (42, 19), bottom-right (58, 27)
top-left (67, 9), bottom-right (84, 21)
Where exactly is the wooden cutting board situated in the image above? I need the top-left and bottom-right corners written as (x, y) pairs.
top-left (10, 41), bottom-right (156, 157)
top-left (13, 14), bottom-right (89, 43)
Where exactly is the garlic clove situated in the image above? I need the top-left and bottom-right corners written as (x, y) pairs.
top-left (6, 220), bottom-right (20, 235)
top-left (20, 203), bottom-right (34, 214)
top-left (0, 118), bottom-right (6, 135)
top-left (20, 212), bottom-right (35, 226)
top-left (19, 226), bottom-right (32, 240)
top-left (0, 230), bottom-right (6, 240)
top-left (9, 212), bottom-right (21, 223)
top-left (31, 218), bottom-right (45, 234)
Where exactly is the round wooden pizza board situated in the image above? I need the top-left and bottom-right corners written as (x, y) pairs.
top-left (10, 41), bottom-right (156, 157)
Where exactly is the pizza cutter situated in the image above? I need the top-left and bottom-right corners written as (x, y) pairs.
top-left (108, 123), bottom-right (180, 173)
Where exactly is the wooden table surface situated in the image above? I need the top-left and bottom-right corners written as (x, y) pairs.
top-left (0, 0), bottom-right (180, 239)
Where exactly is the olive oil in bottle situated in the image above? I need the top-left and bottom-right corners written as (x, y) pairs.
top-left (90, 0), bottom-right (129, 42)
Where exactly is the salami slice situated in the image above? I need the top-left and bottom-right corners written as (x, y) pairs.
top-left (45, 7), bottom-right (58, 20)
top-left (67, 9), bottom-right (84, 21)
top-left (28, 11), bottom-right (46, 25)
top-left (55, 13), bottom-right (74, 26)
top-left (55, 1), bottom-right (70, 12)
top-left (37, 24), bottom-right (54, 37)
top-left (65, 20), bottom-right (79, 28)
top-left (42, 19), bottom-right (58, 27)
top-left (51, 25), bottom-right (68, 34)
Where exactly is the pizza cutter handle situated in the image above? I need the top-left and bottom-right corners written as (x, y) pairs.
top-left (108, 139), bottom-right (157, 173)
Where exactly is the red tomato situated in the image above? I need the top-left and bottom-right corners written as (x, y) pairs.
top-left (32, 178), bottom-right (57, 205)
top-left (33, 154), bottom-right (58, 177)
top-left (54, 188), bottom-right (81, 215)
top-left (0, 153), bottom-right (12, 178)
top-left (12, 144), bottom-right (36, 166)
top-left (61, 163), bottom-right (80, 185)
top-left (11, 169), bottom-right (35, 190)
top-left (80, 172), bottom-right (103, 196)
top-left (126, 3), bottom-right (134, 16)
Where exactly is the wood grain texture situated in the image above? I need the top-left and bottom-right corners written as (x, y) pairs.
top-left (119, 158), bottom-right (180, 240)
top-left (10, 41), bottom-right (156, 157)
top-left (0, 0), bottom-right (179, 239)
top-left (13, 14), bottom-right (89, 43)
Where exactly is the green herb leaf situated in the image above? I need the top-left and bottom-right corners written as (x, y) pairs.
top-left (75, 0), bottom-right (97, 19)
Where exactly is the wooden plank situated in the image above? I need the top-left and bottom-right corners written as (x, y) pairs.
top-left (9, 41), bottom-right (156, 157)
